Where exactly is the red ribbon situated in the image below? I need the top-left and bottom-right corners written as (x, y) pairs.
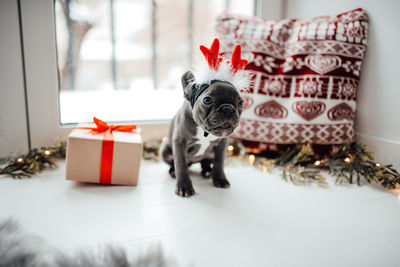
top-left (77, 117), bottom-right (139, 184)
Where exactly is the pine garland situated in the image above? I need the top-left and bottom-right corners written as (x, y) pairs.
top-left (1, 139), bottom-right (399, 190)
top-left (251, 142), bottom-right (400, 189)
top-left (0, 140), bottom-right (66, 178)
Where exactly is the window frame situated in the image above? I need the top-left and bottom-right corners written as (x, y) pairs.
top-left (19, 0), bottom-right (282, 148)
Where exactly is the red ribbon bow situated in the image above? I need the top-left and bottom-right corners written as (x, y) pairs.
top-left (77, 117), bottom-right (139, 134)
top-left (77, 117), bottom-right (139, 184)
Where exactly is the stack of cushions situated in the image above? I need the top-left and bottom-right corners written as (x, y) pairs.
top-left (216, 8), bottom-right (369, 153)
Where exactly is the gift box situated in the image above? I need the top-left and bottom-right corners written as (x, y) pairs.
top-left (65, 117), bottom-right (143, 185)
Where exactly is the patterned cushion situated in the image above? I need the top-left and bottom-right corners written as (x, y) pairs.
top-left (215, 8), bottom-right (368, 150)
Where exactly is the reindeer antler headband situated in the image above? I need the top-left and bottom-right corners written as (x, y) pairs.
top-left (189, 38), bottom-right (251, 107)
top-left (199, 38), bottom-right (248, 73)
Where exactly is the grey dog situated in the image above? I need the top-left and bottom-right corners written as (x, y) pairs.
top-left (160, 71), bottom-right (244, 197)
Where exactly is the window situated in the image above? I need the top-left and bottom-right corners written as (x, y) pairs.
top-left (55, 0), bottom-right (256, 124)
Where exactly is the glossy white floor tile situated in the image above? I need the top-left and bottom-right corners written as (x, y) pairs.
top-left (1, 160), bottom-right (399, 267)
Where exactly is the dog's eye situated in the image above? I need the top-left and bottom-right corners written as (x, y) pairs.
top-left (238, 100), bottom-right (244, 108)
top-left (203, 97), bottom-right (212, 105)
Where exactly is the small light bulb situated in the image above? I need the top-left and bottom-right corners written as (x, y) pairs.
top-left (44, 150), bottom-right (51, 155)
top-left (227, 145), bottom-right (234, 152)
top-left (17, 158), bottom-right (24, 163)
top-left (248, 154), bottom-right (256, 165)
top-left (344, 157), bottom-right (351, 163)
top-left (376, 163), bottom-right (381, 167)
top-left (314, 160), bottom-right (321, 166)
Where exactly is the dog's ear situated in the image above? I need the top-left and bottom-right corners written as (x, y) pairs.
top-left (181, 71), bottom-right (194, 88)
top-left (181, 71), bottom-right (194, 100)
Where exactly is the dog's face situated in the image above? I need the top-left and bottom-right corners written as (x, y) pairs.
top-left (182, 71), bottom-right (244, 137)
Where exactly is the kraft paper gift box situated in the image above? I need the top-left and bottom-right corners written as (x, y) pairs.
top-left (65, 118), bottom-right (143, 185)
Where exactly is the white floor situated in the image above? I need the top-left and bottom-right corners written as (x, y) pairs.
top-left (1, 159), bottom-right (400, 267)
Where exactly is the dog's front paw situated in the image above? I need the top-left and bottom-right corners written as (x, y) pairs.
top-left (212, 178), bottom-right (230, 188)
top-left (175, 180), bottom-right (195, 197)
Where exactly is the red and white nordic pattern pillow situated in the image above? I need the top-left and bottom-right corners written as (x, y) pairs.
top-left (215, 8), bottom-right (369, 148)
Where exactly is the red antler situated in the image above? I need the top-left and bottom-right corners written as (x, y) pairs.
top-left (199, 38), bottom-right (223, 70)
top-left (230, 45), bottom-right (248, 73)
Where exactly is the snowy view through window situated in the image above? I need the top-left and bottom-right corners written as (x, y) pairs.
top-left (56, 0), bottom-right (255, 124)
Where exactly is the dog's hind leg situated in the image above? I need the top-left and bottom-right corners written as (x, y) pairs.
top-left (200, 158), bottom-right (213, 178)
top-left (168, 162), bottom-right (176, 178)
top-left (160, 140), bottom-right (175, 178)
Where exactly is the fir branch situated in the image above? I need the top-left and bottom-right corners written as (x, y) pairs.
top-left (0, 140), bottom-right (66, 178)
top-left (272, 142), bottom-right (399, 189)
top-left (322, 142), bottom-right (400, 189)
top-left (143, 140), bottom-right (162, 161)
top-left (282, 166), bottom-right (326, 184)
top-left (275, 146), bottom-right (300, 166)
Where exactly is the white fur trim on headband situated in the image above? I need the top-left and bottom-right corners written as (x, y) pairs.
top-left (192, 61), bottom-right (252, 92)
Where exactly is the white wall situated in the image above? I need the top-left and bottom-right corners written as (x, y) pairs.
top-left (284, 0), bottom-right (400, 167)
top-left (0, 0), bottom-right (29, 157)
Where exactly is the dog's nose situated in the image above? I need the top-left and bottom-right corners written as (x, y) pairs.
top-left (221, 105), bottom-right (234, 115)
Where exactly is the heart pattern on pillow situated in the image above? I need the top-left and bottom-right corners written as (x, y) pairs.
top-left (305, 55), bottom-right (342, 74)
top-left (241, 95), bottom-right (254, 111)
top-left (292, 101), bottom-right (326, 121)
top-left (255, 100), bottom-right (288, 119)
top-left (328, 102), bottom-right (355, 121)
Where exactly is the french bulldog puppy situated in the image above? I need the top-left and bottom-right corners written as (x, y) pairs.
top-left (160, 71), bottom-right (244, 197)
